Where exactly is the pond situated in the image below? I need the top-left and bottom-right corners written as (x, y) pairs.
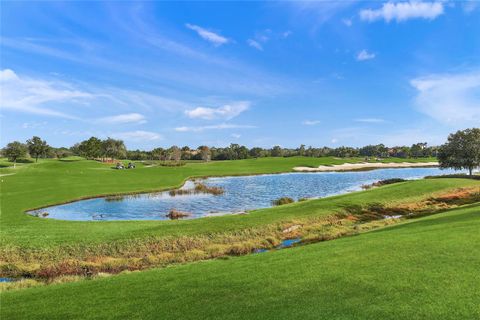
top-left (28, 167), bottom-right (459, 221)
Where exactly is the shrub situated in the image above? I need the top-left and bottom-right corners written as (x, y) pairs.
top-left (272, 197), bottom-right (295, 206)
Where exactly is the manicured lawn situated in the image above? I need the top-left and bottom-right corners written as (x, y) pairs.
top-left (0, 156), bottom-right (441, 248)
top-left (2, 204), bottom-right (479, 320)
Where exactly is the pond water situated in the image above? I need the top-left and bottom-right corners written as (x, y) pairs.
top-left (28, 167), bottom-right (459, 221)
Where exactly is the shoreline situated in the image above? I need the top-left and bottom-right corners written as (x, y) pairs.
top-left (24, 162), bottom-right (439, 218)
top-left (293, 161), bottom-right (439, 172)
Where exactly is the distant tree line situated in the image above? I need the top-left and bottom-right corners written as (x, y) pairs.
top-left (2, 128), bottom-right (478, 175)
top-left (1, 137), bottom-right (439, 163)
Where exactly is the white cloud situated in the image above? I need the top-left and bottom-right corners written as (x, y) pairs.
top-left (360, 1), bottom-right (444, 23)
top-left (410, 71), bottom-right (480, 125)
top-left (185, 101), bottom-right (250, 120)
top-left (99, 113), bottom-right (147, 124)
top-left (21, 121), bottom-right (48, 129)
top-left (342, 18), bottom-right (353, 26)
top-left (247, 39), bottom-right (263, 51)
top-left (175, 123), bottom-right (255, 132)
top-left (0, 69), bottom-right (93, 118)
top-left (231, 133), bottom-right (241, 139)
top-left (302, 120), bottom-right (321, 126)
top-left (356, 50), bottom-right (376, 61)
top-left (0, 69), bottom-right (194, 121)
top-left (112, 130), bottom-right (163, 141)
top-left (282, 31), bottom-right (293, 38)
top-left (185, 23), bottom-right (229, 46)
top-left (355, 118), bottom-right (385, 123)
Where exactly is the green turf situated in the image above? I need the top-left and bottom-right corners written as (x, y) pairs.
top-left (2, 204), bottom-right (478, 320)
top-left (0, 156), bottom-right (443, 248)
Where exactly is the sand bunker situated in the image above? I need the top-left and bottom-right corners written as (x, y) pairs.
top-left (293, 162), bottom-right (439, 172)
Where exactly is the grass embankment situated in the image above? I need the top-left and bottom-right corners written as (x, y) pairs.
top-left (1, 157), bottom-right (477, 282)
top-left (0, 156), bottom-right (437, 247)
top-left (0, 158), bottom-right (480, 279)
top-left (1, 203), bottom-right (479, 319)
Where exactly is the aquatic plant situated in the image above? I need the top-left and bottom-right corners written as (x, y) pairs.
top-left (272, 197), bottom-right (295, 206)
top-left (193, 183), bottom-right (224, 195)
top-left (104, 195), bottom-right (125, 202)
top-left (168, 182), bottom-right (224, 196)
top-left (166, 209), bottom-right (191, 220)
top-left (362, 178), bottom-right (406, 190)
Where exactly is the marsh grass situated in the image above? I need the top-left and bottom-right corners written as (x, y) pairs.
top-left (272, 197), bottom-right (295, 206)
top-left (362, 178), bottom-right (406, 190)
top-left (168, 182), bottom-right (224, 196)
top-left (104, 195), bottom-right (126, 202)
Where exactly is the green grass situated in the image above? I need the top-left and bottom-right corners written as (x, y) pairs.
top-left (0, 156), bottom-right (440, 248)
top-left (2, 204), bottom-right (479, 319)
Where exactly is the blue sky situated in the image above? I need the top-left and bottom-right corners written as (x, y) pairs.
top-left (1, 1), bottom-right (479, 149)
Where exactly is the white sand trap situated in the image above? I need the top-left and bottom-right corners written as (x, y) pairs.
top-left (293, 162), bottom-right (439, 172)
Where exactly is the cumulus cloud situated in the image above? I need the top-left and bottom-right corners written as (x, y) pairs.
top-left (185, 101), bottom-right (250, 120)
top-left (410, 71), bottom-right (480, 125)
top-left (247, 39), bottom-right (263, 51)
top-left (175, 123), bottom-right (255, 132)
top-left (185, 23), bottom-right (229, 46)
top-left (302, 120), bottom-right (321, 126)
top-left (112, 130), bottom-right (163, 141)
top-left (0, 69), bottom-right (93, 118)
top-left (98, 113), bottom-right (146, 124)
top-left (360, 1), bottom-right (444, 23)
top-left (356, 50), bottom-right (376, 61)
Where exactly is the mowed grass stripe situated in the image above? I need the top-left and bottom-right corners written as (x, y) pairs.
top-left (1, 204), bottom-right (479, 320)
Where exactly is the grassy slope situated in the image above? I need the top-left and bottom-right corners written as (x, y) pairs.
top-left (2, 204), bottom-right (479, 320)
top-left (0, 157), bottom-right (463, 248)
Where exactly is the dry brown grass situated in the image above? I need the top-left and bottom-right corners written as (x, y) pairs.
top-left (1, 187), bottom-right (478, 289)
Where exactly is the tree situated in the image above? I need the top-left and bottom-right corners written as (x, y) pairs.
top-left (411, 142), bottom-right (428, 158)
top-left (26, 136), bottom-right (49, 162)
top-left (249, 147), bottom-right (264, 158)
top-left (152, 147), bottom-right (166, 161)
top-left (271, 146), bottom-right (284, 157)
top-left (3, 141), bottom-right (27, 168)
top-left (438, 128), bottom-right (480, 176)
top-left (198, 145), bottom-right (211, 162)
top-left (78, 137), bottom-right (102, 159)
top-left (167, 146), bottom-right (181, 162)
top-left (297, 144), bottom-right (306, 156)
top-left (53, 147), bottom-right (73, 158)
top-left (101, 138), bottom-right (127, 160)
